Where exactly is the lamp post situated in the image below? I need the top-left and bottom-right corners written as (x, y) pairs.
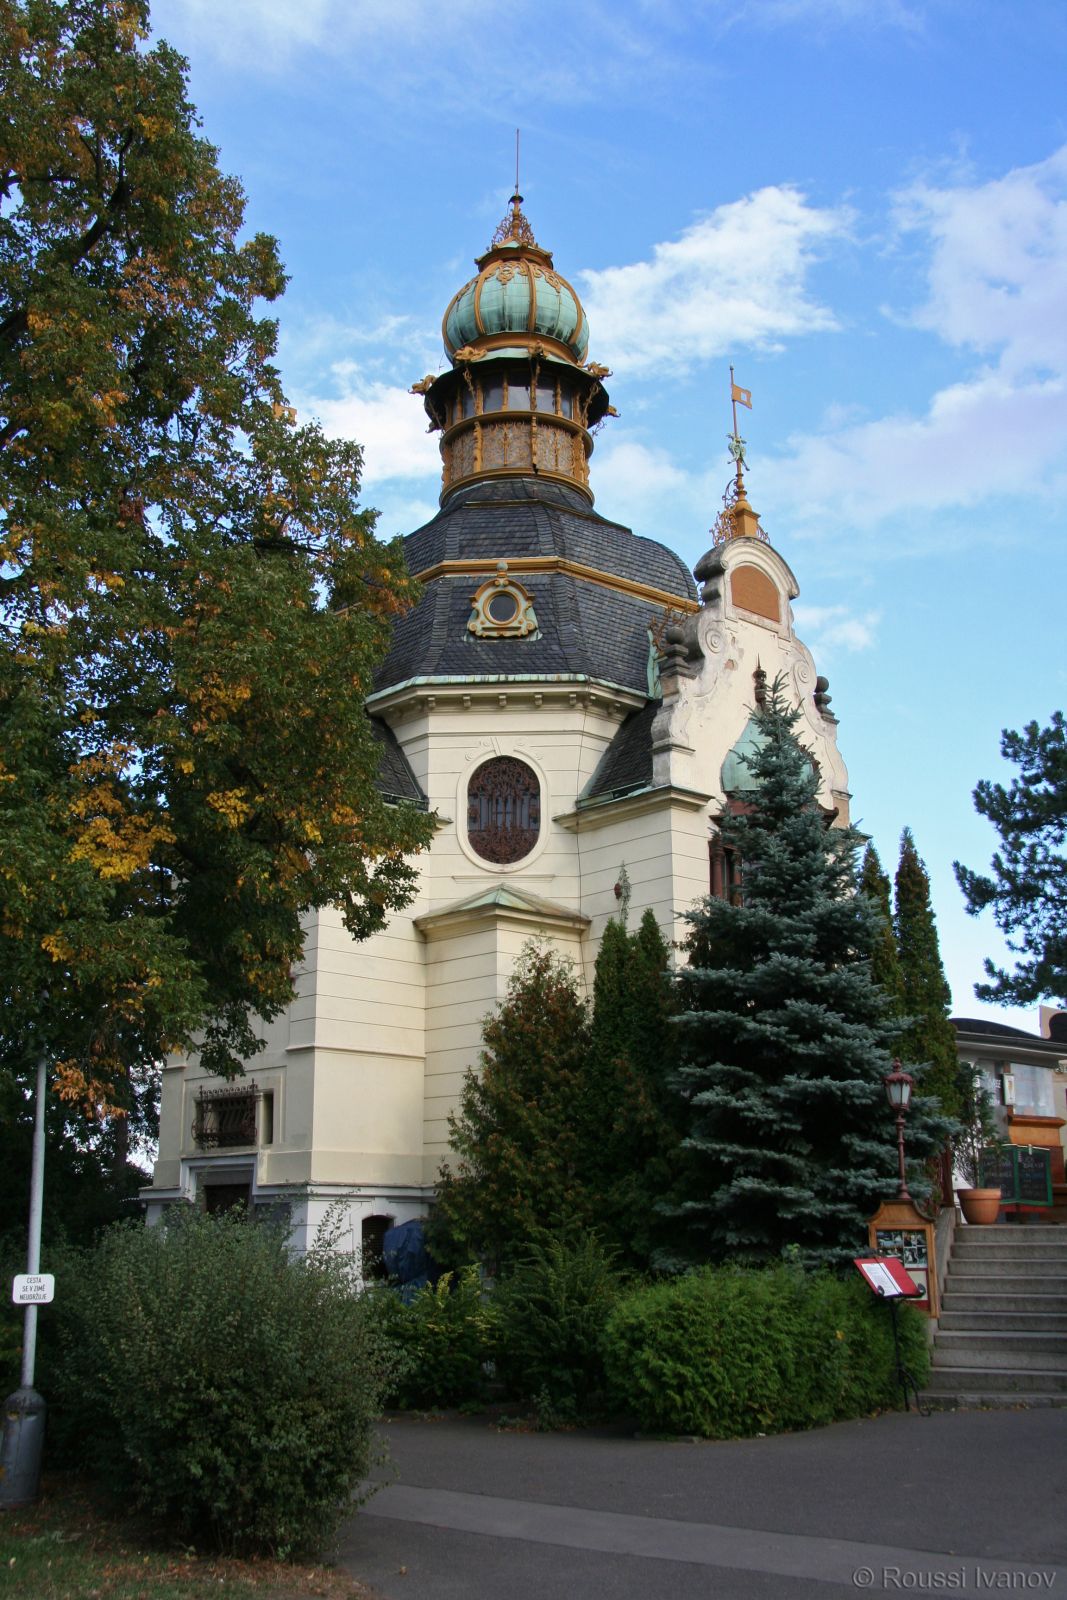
top-left (884, 1059), bottom-right (915, 1204)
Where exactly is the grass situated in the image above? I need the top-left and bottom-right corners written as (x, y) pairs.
top-left (0, 1476), bottom-right (382, 1600)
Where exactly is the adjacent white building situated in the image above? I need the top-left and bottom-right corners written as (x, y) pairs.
top-left (144, 196), bottom-right (853, 1261)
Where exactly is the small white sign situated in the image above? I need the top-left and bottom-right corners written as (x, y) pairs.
top-left (12, 1274), bottom-right (54, 1305)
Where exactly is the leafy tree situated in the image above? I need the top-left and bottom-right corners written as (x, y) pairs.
top-left (0, 0), bottom-right (433, 1116)
top-left (670, 681), bottom-right (948, 1269)
top-left (894, 828), bottom-right (960, 1117)
top-left (0, 1062), bottom-right (157, 1250)
top-left (582, 910), bottom-right (684, 1266)
top-left (955, 710), bottom-right (1067, 1008)
top-left (430, 946), bottom-right (593, 1270)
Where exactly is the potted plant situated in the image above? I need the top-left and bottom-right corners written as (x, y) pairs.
top-left (953, 1063), bottom-right (1005, 1225)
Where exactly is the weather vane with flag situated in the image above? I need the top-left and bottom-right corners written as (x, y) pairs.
top-left (728, 366), bottom-right (752, 476)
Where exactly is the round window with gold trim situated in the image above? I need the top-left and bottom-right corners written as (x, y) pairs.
top-left (467, 563), bottom-right (540, 639)
top-left (467, 757), bottom-right (541, 864)
top-left (486, 590), bottom-right (519, 624)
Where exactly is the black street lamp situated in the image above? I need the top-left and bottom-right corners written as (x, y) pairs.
top-left (884, 1059), bottom-right (915, 1203)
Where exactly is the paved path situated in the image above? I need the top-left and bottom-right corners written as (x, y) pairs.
top-left (337, 1409), bottom-right (1066, 1600)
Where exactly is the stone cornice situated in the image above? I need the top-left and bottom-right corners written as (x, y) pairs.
top-left (554, 783), bottom-right (713, 832)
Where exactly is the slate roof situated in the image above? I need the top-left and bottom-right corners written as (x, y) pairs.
top-left (584, 700), bottom-right (659, 800)
top-left (951, 1017), bottom-right (1041, 1041)
top-left (951, 1017), bottom-right (1064, 1055)
top-left (369, 718), bottom-right (427, 808)
top-left (375, 477), bottom-right (697, 696)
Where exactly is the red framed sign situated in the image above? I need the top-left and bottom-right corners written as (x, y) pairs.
top-left (854, 1256), bottom-right (922, 1300)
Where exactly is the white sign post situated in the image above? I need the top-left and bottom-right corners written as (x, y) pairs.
top-left (12, 1275), bottom-right (55, 1306)
top-left (0, 1054), bottom-right (49, 1508)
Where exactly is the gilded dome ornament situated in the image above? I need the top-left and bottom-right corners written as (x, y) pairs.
top-left (711, 369), bottom-right (768, 545)
top-left (417, 170), bottom-right (613, 503)
top-left (491, 190), bottom-right (540, 250)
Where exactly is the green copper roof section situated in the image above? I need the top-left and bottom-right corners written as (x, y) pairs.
top-left (442, 238), bottom-right (589, 364)
top-left (722, 714), bottom-right (816, 793)
top-left (721, 715), bottom-right (766, 793)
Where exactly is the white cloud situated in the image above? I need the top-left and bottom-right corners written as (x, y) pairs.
top-left (153, 0), bottom-right (685, 104)
top-left (899, 145), bottom-right (1067, 374)
top-left (791, 603), bottom-right (880, 655)
top-left (155, 0), bottom-right (482, 65)
top-left (296, 371), bottom-right (440, 485)
top-left (369, 493), bottom-right (440, 540)
top-left (770, 145), bottom-right (1067, 528)
top-left (579, 186), bottom-right (849, 376)
top-left (592, 437), bottom-right (718, 540)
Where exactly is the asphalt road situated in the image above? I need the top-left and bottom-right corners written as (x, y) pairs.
top-left (337, 1408), bottom-right (1066, 1600)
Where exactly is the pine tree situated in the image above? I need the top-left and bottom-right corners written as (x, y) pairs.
top-left (582, 910), bottom-right (684, 1267)
top-left (430, 946), bottom-right (593, 1270)
top-left (671, 681), bottom-right (948, 1269)
top-left (894, 829), bottom-right (961, 1117)
top-left (955, 710), bottom-right (1067, 1008)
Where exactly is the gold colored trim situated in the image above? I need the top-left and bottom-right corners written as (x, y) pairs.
top-left (451, 331), bottom-right (582, 366)
top-left (473, 269), bottom-right (486, 338)
top-left (413, 556), bottom-right (700, 614)
top-left (442, 411), bottom-right (586, 445)
top-left (439, 463), bottom-right (594, 505)
top-left (441, 282), bottom-right (472, 356)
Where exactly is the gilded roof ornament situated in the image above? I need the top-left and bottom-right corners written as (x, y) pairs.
top-left (711, 368), bottom-right (769, 545)
top-left (490, 190), bottom-right (540, 250)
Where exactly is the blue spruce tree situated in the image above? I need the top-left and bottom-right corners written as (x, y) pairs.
top-left (672, 679), bottom-right (948, 1268)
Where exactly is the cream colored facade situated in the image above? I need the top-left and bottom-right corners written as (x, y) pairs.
top-left (144, 200), bottom-right (853, 1263)
top-left (145, 536), bottom-right (851, 1257)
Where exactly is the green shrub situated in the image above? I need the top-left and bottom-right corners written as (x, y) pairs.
top-left (367, 1267), bottom-right (495, 1410)
top-left (48, 1210), bottom-right (401, 1556)
top-left (601, 1265), bottom-right (929, 1438)
top-left (494, 1234), bottom-right (621, 1423)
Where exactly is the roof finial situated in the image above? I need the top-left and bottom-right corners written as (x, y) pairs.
top-left (711, 369), bottom-right (768, 545)
top-left (727, 365), bottom-right (752, 495)
top-left (490, 131), bottom-right (539, 249)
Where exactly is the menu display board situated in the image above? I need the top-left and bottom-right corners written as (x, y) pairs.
top-left (979, 1147), bottom-right (1052, 1207)
top-left (873, 1229), bottom-right (930, 1306)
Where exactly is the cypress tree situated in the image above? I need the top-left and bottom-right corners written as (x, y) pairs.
top-left (860, 842), bottom-right (906, 1026)
top-left (894, 829), bottom-right (961, 1118)
top-left (583, 909), bottom-right (684, 1267)
top-left (430, 945), bottom-right (592, 1270)
top-left (671, 681), bottom-right (948, 1269)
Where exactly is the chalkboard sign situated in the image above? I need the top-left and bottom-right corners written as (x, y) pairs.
top-left (1016, 1148), bottom-right (1052, 1206)
top-left (980, 1149), bottom-right (1016, 1193)
top-left (978, 1147), bottom-right (1052, 1207)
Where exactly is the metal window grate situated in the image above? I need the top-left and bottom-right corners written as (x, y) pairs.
top-left (193, 1086), bottom-right (260, 1149)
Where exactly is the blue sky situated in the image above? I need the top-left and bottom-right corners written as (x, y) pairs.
top-left (152, 0), bottom-right (1067, 1032)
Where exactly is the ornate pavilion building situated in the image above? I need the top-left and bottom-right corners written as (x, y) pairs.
top-left (145, 196), bottom-right (853, 1257)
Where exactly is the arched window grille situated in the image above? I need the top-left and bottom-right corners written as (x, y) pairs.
top-left (467, 757), bottom-right (541, 864)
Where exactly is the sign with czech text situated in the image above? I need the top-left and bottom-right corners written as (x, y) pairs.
top-left (12, 1274), bottom-right (54, 1305)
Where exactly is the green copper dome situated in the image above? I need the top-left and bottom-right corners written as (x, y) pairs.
top-left (441, 199), bottom-right (589, 365)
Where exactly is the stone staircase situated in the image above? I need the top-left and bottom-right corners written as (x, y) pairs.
top-left (922, 1224), bottom-right (1067, 1408)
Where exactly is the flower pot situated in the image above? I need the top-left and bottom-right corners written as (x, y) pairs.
top-left (958, 1187), bottom-right (1001, 1225)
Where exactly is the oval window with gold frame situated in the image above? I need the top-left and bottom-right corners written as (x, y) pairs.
top-left (467, 757), bottom-right (541, 864)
